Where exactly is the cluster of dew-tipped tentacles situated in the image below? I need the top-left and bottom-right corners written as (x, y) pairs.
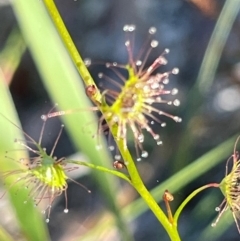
top-left (211, 142), bottom-right (240, 233)
top-left (44, 24), bottom-right (182, 162)
top-left (87, 24), bottom-right (181, 161)
top-left (0, 113), bottom-right (91, 223)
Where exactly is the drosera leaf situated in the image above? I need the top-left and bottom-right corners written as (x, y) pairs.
top-left (0, 109), bottom-right (92, 224)
top-left (211, 136), bottom-right (240, 233)
top-left (43, 25), bottom-right (182, 162)
top-left (11, 0), bottom-right (133, 240)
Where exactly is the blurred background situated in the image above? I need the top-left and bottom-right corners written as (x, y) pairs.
top-left (1, 0), bottom-right (240, 240)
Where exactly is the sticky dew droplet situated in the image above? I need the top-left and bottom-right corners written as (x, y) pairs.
top-left (123, 24), bottom-right (136, 32)
top-left (109, 146), bottom-right (115, 151)
top-left (149, 27), bottom-right (157, 35)
top-left (128, 24), bottom-right (136, 32)
top-left (151, 40), bottom-right (159, 48)
top-left (123, 25), bottom-right (128, 32)
top-left (64, 209), bottom-right (69, 213)
top-left (157, 140), bottom-right (163, 145)
top-left (215, 207), bottom-right (220, 212)
top-left (41, 115), bottom-right (47, 121)
top-left (136, 60), bottom-right (142, 66)
top-left (171, 88), bottom-right (178, 95)
top-left (172, 68), bottom-right (179, 75)
top-left (161, 122), bottom-right (166, 127)
top-left (115, 155), bottom-right (121, 160)
top-left (113, 115), bottom-right (119, 122)
top-left (137, 158), bottom-right (142, 162)
top-left (146, 126), bottom-right (151, 132)
top-left (46, 219), bottom-right (50, 223)
top-left (173, 116), bottom-right (182, 122)
top-left (141, 151), bottom-right (148, 158)
top-left (164, 48), bottom-right (170, 54)
top-left (159, 57), bottom-right (168, 65)
top-left (151, 82), bottom-right (159, 89)
top-left (125, 40), bottom-right (130, 47)
top-left (84, 58), bottom-right (91, 67)
top-left (173, 99), bottom-right (180, 106)
top-left (98, 73), bottom-right (103, 78)
top-left (163, 78), bottom-right (169, 84)
top-left (138, 134), bottom-right (144, 143)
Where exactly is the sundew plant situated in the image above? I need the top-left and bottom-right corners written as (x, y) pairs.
top-left (1, 1), bottom-right (240, 241)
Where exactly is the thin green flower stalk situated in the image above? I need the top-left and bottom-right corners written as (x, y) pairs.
top-left (42, 0), bottom-right (102, 104)
top-left (0, 111), bottom-right (91, 223)
top-left (92, 25), bottom-right (181, 159)
top-left (174, 183), bottom-right (219, 225)
top-left (212, 136), bottom-right (240, 233)
top-left (67, 160), bottom-right (131, 184)
top-left (110, 137), bottom-right (181, 241)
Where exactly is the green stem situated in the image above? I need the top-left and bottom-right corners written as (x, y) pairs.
top-left (174, 183), bottom-right (219, 225)
top-left (42, 0), bottom-right (102, 104)
top-left (117, 138), bottom-right (181, 241)
top-left (67, 160), bottom-right (131, 183)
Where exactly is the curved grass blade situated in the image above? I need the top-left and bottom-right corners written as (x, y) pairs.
top-left (172, 0), bottom-right (240, 171)
top-left (0, 71), bottom-right (49, 240)
top-left (10, 0), bottom-right (133, 240)
top-left (0, 225), bottom-right (14, 241)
